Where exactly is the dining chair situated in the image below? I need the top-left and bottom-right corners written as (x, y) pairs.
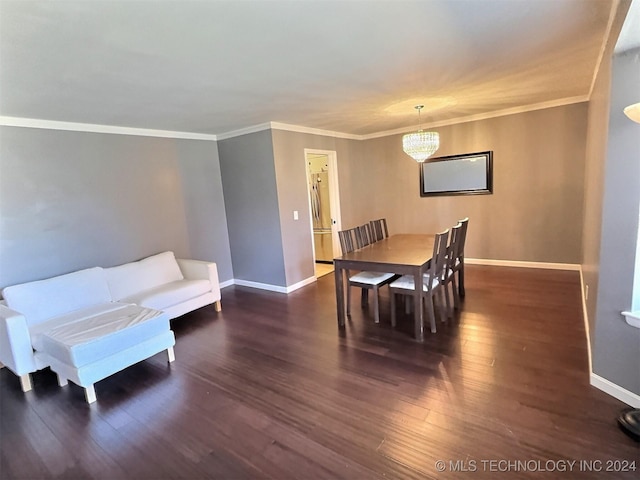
top-left (337, 227), bottom-right (395, 324)
top-left (356, 223), bottom-right (373, 247)
top-left (369, 218), bottom-right (389, 242)
top-left (453, 217), bottom-right (469, 298)
top-left (442, 223), bottom-right (462, 314)
top-left (389, 229), bottom-right (450, 334)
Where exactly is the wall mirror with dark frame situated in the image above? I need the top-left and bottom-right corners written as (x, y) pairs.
top-left (420, 151), bottom-right (493, 197)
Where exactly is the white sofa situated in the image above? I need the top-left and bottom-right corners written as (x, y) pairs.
top-left (0, 251), bottom-right (221, 403)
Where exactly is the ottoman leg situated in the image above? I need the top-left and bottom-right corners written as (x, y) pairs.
top-left (85, 385), bottom-right (97, 404)
top-left (57, 374), bottom-right (68, 387)
top-left (167, 347), bottom-right (175, 363)
top-left (19, 374), bottom-right (32, 392)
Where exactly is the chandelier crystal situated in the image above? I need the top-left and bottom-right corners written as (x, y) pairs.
top-left (402, 105), bottom-right (439, 162)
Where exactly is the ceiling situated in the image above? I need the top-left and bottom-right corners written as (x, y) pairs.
top-left (0, 0), bottom-right (632, 138)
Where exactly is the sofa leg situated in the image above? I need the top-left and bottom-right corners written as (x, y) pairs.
top-left (19, 374), bottom-right (32, 392)
top-left (85, 385), bottom-right (97, 404)
top-left (57, 374), bottom-right (68, 387)
top-left (214, 300), bottom-right (222, 312)
top-left (167, 347), bottom-right (175, 363)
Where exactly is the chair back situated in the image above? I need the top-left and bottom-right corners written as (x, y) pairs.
top-left (446, 223), bottom-right (463, 272)
top-left (369, 218), bottom-right (389, 242)
top-left (457, 217), bottom-right (469, 260)
top-left (356, 224), bottom-right (373, 248)
top-left (338, 228), bottom-right (358, 254)
top-left (426, 229), bottom-right (449, 290)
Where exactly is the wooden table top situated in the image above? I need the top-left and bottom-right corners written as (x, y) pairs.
top-left (334, 234), bottom-right (435, 268)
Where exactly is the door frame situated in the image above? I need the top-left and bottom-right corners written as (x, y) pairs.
top-left (304, 148), bottom-right (342, 263)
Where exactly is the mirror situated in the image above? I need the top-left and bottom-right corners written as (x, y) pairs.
top-left (420, 151), bottom-right (493, 197)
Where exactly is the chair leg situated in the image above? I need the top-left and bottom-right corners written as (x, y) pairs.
top-left (425, 294), bottom-right (437, 333)
top-left (451, 276), bottom-right (460, 310)
top-left (19, 374), bottom-right (32, 392)
top-left (372, 286), bottom-right (380, 323)
top-left (404, 296), bottom-right (412, 315)
top-left (458, 265), bottom-right (465, 298)
top-left (390, 291), bottom-right (397, 327)
top-left (442, 285), bottom-right (452, 319)
top-left (167, 347), bottom-right (175, 363)
top-left (57, 374), bottom-right (68, 387)
top-left (361, 288), bottom-right (368, 307)
top-left (346, 283), bottom-right (352, 317)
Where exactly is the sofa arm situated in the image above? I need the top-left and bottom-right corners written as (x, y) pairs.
top-left (176, 259), bottom-right (221, 311)
top-left (0, 304), bottom-right (37, 376)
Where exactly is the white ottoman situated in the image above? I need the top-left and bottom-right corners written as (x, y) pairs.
top-left (33, 304), bottom-right (175, 403)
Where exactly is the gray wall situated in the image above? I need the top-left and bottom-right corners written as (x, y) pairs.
top-left (582, 40), bottom-right (612, 342)
top-left (262, 105), bottom-right (589, 291)
top-left (218, 130), bottom-right (286, 287)
top-left (0, 126), bottom-right (233, 287)
top-left (271, 130), bottom-right (362, 286)
top-left (592, 47), bottom-right (640, 395)
top-left (355, 104), bottom-right (588, 264)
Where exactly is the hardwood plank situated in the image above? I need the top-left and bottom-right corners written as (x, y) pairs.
top-left (1, 265), bottom-right (638, 479)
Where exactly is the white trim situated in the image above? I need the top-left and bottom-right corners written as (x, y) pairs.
top-left (284, 276), bottom-right (317, 293)
top-left (217, 121), bottom-right (360, 141)
top-left (219, 279), bottom-right (234, 289)
top-left (465, 258), bottom-right (580, 271)
top-left (361, 96), bottom-right (589, 140)
top-left (590, 0), bottom-right (620, 96)
top-left (2, 97), bottom-right (589, 143)
top-left (580, 267), bottom-right (640, 407)
top-left (233, 279), bottom-right (288, 293)
top-left (0, 116), bottom-right (218, 141)
top-left (590, 373), bottom-right (640, 408)
top-left (269, 122), bottom-right (360, 140)
top-left (215, 122), bottom-right (272, 140)
top-left (304, 148), bottom-right (342, 259)
top-left (579, 267), bottom-right (594, 374)
top-left (232, 276), bottom-right (316, 294)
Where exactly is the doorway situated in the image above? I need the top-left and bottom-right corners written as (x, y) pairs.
top-left (305, 149), bottom-right (341, 278)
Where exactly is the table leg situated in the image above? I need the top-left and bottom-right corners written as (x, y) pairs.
top-left (414, 270), bottom-right (424, 342)
top-left (335, 263), bottom-right (346, 328)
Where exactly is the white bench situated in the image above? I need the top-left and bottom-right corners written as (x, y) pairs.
top-left (31, 303), bottom-right (174, 403)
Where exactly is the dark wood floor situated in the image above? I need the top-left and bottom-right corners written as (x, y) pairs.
top-left (1, 265), bottom-right (638, 479)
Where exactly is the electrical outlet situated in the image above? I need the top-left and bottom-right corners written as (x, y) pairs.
top-left (293, 210), bottom-right (299, 220)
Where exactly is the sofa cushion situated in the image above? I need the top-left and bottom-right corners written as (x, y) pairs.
top-left (119, 279), bottom-right (211, 311)
top-left (32, 303), bottom-right (169, 368)
top-left (2, 267), bottom-right (112, 327)
top-left (29, 302), bottom-right (129, 352)
top-left (105, 251), bottom-right (184, 301)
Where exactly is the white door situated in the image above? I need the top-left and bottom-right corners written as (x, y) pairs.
top-left (305, 149), bottom-right (342, 261)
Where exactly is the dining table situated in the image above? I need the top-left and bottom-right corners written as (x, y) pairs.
top-left (333, 233), bottom-right (435, 342)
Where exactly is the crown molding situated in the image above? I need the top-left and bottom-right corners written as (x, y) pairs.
top-left (0, 116), bottom-right (218, 141)
top-left (215, 122), bottom-right (272, 140)
top-left (216, 121), bottom-right (361, 141)
top-left (1, 95), bottom-right (590, 143)
top-left (269, 122), bottom-right (361, 140)
top-left (361, 96), bottom-right (590, 140)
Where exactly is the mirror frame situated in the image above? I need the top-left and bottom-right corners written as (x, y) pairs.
top-left (420, 151), bottom-right (493, 197)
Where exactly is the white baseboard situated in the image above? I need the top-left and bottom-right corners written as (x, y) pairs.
top-left (466, 258), bottom-right (580, 271)
top-left (579, 267), bottom-right (640, 407)
top-left (219, 279), bottom-right (234, 289)
top-left (232, 276), bottom-right (316, 294)
top-left (590, 373), bottom-right (640, 408)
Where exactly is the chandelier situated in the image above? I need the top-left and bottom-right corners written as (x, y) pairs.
top-left (402, 105), bottom-right (439, 162)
